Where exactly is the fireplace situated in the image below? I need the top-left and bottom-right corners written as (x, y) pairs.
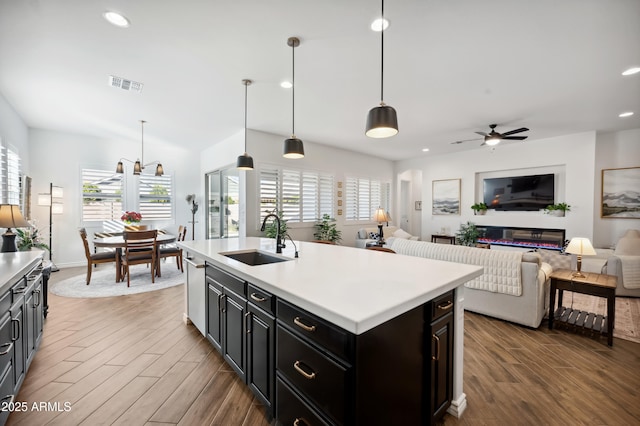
top-left (477, 226), bottom-right (566, 251)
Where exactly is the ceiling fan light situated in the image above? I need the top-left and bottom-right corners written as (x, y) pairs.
top-left (283, 137), bottom-right (305, 159)
top-left (155, 163), bottom-right (164, 176)
top-left (116, 161), bottom-right (124, 173)
top-left (237, 153), bottom-right (254, 170)
top-left (485, 136), bottom-right (501, 146)
top-left (133, 160), bottom-right (142, 175)
top-left (366, 105), bottom-right (398, 138)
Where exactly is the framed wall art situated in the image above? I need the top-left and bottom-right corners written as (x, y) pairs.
top-left (601, 166), bottom-right (640, 218)
top-left (432, 178), bottom-right (460, 215)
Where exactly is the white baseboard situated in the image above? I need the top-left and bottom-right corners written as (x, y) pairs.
top-left (447, 392), bottom-right (467, 418)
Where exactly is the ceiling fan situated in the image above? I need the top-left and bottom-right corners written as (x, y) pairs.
top-left (452, 124), bottom-right (529, 146)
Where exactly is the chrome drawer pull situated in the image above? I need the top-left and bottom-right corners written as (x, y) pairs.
top-left (293, 361), bottom-right (316, 380)
top-left (437, 301), bottom-right (453, 311)
top-left (0, 342), bottom-right (13, 356)
top-left (293, 418), bottom-right (309, 426)
top-left (293, 317), bottom-right (316, 333)
top-left (250, 293), bottom-right (267, 303)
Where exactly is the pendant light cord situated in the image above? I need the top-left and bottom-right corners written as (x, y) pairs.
top-left (140, 119), bottom-right (145, 164)
top-left (244, 81), bottom-right (248, 152)
top-left (292, 42), bottom-right (296, 136)
top-left (380, 0), bottom-right (385, 104)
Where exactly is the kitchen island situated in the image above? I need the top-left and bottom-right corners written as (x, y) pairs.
top-left (179, 237), bottom-right (482, 425)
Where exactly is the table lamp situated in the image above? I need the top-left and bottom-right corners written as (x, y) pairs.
top-left (565, 237), bottom-right (596, 278)
top-left (372, 207), bottom-right (391, 244)
top-left (0, 204), bottom-right (31, 252)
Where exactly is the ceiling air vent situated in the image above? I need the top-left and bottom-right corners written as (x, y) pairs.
top-left (108, 75), bottom-right (143, 93)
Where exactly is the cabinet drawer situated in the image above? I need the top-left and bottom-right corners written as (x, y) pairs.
top-left (206, 264), bottom-right (246, 297)
top-left (248, 284), bottom-right (274, 316)
top-left (0, 313), bottom-right (12, 380)
top-left (0, 291), bottom-right (9, 318)
top-left (277, 299), bottom-right (351, 361)
top-left (11, 278), bottom-right (28, 305)
top-left (429, 290), bottom-right (455, 322)
top-left (277, 325), bottom-right (348, 425)
top-left (276, 377), bottom-right (331, 426)
top-left (0, 363), bottom-right (14, 425)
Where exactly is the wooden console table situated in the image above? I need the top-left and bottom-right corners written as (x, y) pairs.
top-left (548, 269), bottom-right (617, 346)
top-left (431, 234), bottom-right (455, 244)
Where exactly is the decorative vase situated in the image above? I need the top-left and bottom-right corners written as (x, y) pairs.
top-left (125, 223), bottom-right (147, 231)
top-left (474, 210), bottom-right (487, 216)
top-left (549, 210), bottom-right (565, 217)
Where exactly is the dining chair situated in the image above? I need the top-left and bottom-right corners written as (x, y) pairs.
top-left (366, 246), bottom-right (396, 253)
top-left (121, 230), bottom-right (158, 287)
top-left (159, 225), bottom-right (187, 272)
top-left (79, 228), bottom-right (118, 285)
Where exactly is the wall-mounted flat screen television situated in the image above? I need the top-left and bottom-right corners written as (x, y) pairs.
top-left (483, 174), bottom-right (555, 211)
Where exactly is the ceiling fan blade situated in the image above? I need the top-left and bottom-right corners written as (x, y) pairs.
top-left (475, 131), bottom-right (489, 137)
top-left (451, 137), bottom-right (482, 144)
top-left (501, 127), bottom-right (529, 136)
top-left (502, 136), bottom-right (528, 140)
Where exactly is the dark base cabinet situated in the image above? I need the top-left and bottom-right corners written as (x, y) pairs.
top-left (204, 263), bottom-right (455, 425)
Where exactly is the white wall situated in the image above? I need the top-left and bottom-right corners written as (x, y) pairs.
top-left (0, 93), bottom-right (30, 175)
top-left (28, 128), bottom-right (200, 267)
top-left (594, 128), bottom-right (640, 247)
top-left (396, 132), bottom-right (598, 243)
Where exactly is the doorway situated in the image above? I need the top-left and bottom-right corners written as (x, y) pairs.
top-left (205, 167), bottom-right (240, 239)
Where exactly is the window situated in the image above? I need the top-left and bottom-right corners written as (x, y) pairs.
top-left (345, 176), bottom-right (390, 221)
top-left (259, 167), bottom-right (334, 224)
top-left (81, 168), bottom-right (123, 222)
top-left (139, 174), bottom-right (173, 220)
top-left (0, 143), bottom-right (22, 205)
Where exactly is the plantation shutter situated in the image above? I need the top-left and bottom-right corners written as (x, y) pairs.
top-left (81, 169), bottom-right (123, 221)
top-left (318, 174), bottom-right (334, 218)
top-left (301, 172), bottom-right (318, 222)
top-left (282, 169), bottom-right (301, 222)
top-left (345, 176), bottom-right (390, 221)
top-left (139, 174), bottom-right (173, 219)
top-left (259, 168), bottom-right (279, 223)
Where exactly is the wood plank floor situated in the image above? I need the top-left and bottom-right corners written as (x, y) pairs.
top-left (8, 266), bottom-right (640, 425)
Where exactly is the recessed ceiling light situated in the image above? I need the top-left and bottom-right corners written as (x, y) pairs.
top-left (280, 81), bottom-right (292, 89)
top-left (619, 111), bottom-right (634, 118)
top-left (370, 18), bottom-right (389, 32)
top-left (422, 148), bottom-right (430, 152)
top-left (103, 11), bottom-right (130, 28)
top-left (622, 67), bottom-right (640, 76)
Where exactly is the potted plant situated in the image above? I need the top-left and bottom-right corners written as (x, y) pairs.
top-left (471, 202), bottom-right (488, 215)
top-left (263, 210), bottom-right (288, 240)
top-left (15, 227), bottom-right (50, 252)
top-left (544, 203), bottom-right (571, 217)
top-left (313, 214), bottom-right (342, 244)
top-left (455, 221), bottom-right (482, 246)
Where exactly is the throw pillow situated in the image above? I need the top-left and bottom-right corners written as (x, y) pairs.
top-left (393, 228), bottom-right (412, 240)
top-left (369, 232), bottom-right (380, 239)
top-left (357, 229), bottom-right (368, 239)
top-left (538, 248), bottom-right (571, 270)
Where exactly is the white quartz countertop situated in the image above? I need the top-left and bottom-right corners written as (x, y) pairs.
top-left (179, 237), bottom-right (483, 334)
top-left (0, 250), bottom-right (44, 291)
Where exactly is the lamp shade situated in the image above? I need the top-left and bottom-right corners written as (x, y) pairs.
top-left (52, 203), bottom-right (64, 215)
top-left (155, 163), bottom-right (164, 176)
top-left (565, 237), bottom-right (596, 256)
top-left (373, 207), bottom-right (388, 223)
top-left (116, 161), bottom-right (124, 173)
top-left (51, 186), bottom-right (64, 198)
top-left (283, 137), bottom-right (305, 159)
top-left (0, 204), bottom-right (30, 228)
top-left (38, 194), bottom-right (51, 206)
top-left (236, 153), bottom-right (254, 170)
top-left (366, 104), bottom-right (398, 138)
top-left (133, 160), bottom-right (142, 175)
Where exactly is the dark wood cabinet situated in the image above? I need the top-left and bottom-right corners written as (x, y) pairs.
top-left (246, 300), bottom-right (275, 410)
top-left (10, 282), bottom-right (26, 393)
top-left (222, 288), bottom-right (247, 381)
top-left (206, 278), bottom-right (223, 351)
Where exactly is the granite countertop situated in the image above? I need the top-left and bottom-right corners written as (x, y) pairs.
top-left (179, 237), bottom-right (482, 334)
top-left (0, 250), bottom-right (45, 292)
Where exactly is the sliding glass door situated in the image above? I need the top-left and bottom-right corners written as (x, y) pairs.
top-left (205, 167), bottom-right (239, 239)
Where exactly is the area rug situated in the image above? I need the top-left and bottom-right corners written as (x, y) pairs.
top-left (50, 264), bottom-right (185, 298)
top-left (559, 291), bottom-right (640, 344)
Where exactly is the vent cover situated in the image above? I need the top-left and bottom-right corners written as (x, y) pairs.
top-left (108, 75), bottom-right (143, 93)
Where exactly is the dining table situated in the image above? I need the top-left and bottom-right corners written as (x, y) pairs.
top-left (93, 233), bottom-right (176, 282)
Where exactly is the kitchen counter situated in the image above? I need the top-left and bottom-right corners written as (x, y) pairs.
top-left (0, 250), bottom-right (44, 293)
top-left (179, 237), bottom-right (482, 334)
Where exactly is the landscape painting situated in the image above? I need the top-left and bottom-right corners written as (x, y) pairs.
top-left (432, 179), bottom-right (460, 215)
top-left (601, 167), bottom-right (640, 218)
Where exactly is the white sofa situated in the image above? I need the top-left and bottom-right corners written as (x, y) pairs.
top-left (354, 225), bottom-right (418, 249)
top-left (386, 237), bottom-right (552, 328)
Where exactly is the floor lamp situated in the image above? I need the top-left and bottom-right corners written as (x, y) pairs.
top-left (38, 183), bottom-right (63, 272)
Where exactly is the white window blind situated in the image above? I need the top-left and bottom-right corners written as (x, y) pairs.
top-left (81, 169), bottom-right (123, 222)
top-left (0, 144), bottom-right (21, 204)
top-left (139, 174), bottom-right (173, 220)
top-left (345, 176), bottom-right (390, 221)
top-left (259, 167), bottom-right (334, 224)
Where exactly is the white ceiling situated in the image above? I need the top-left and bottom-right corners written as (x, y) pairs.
top-left (1, 0), bottom-right (639, 161)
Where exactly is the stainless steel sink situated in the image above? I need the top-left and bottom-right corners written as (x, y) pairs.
top-left (221, 249), bottom-right (290, 266)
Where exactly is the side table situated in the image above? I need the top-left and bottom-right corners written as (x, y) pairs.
top-left (548, 269), bottom-right (617, 346)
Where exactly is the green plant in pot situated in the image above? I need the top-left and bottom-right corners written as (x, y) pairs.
top-left (313, 214), bottom-right (342, 244)
top-left (15, 227), bottom-right (50, 252)
top-left (471, 202), bottom-right (488, 215)
top-left (455, 221), bottom-right (482, 246)
top-left (262, 210), bottom-right (288, 240)
top-left (544, 203), bottom-right (571, 217)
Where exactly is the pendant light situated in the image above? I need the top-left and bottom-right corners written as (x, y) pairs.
top-left (236, 79), bottom-right (254, 170)
top-left (283, 36), bottom-right (305, 159)
top-left (116, 120), bottom-right (164, 176)
top-left (365, 0), bottom-right (398, 138)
